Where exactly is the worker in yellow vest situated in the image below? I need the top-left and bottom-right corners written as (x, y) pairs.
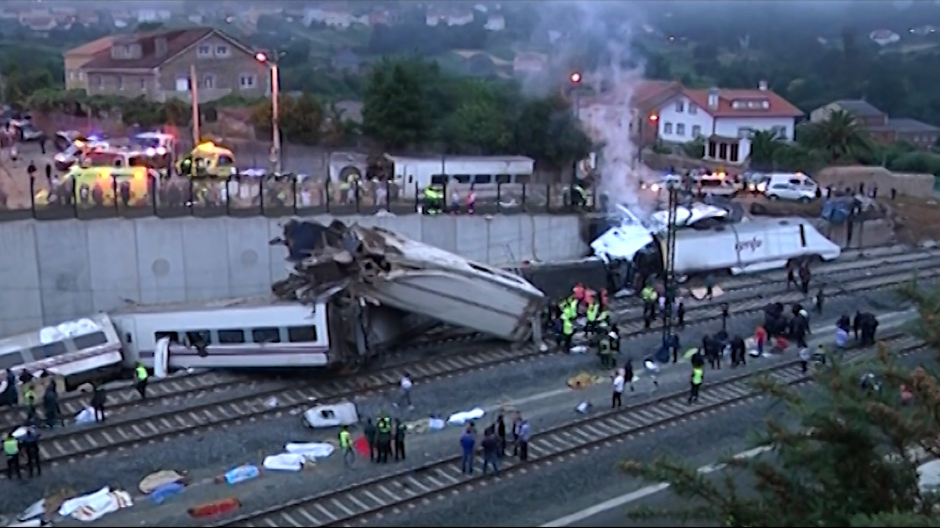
top-left (134, 363), bottom-right (148, 400)
top-left (586, 300), bottom-right (599, 335)
top-left (339, 425), bottom-right (354, 467)
top-left (4, 432), bottom-right (20, 480)
top-left (688, 365), bottom-right (704, 404)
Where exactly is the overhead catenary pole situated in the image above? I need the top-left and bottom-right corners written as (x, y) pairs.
top-left (661, 184), bottom-right (679, 352)
top-left (190, 63), bottom-right (200, 145)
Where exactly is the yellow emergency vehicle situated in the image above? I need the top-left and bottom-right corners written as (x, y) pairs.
top-left (176, 142), bottom-right (236, 178)
top-left (67, 166), bottom-right (153, 207)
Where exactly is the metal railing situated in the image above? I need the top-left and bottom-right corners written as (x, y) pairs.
top-left (9, 175), bottom-right (597, 221)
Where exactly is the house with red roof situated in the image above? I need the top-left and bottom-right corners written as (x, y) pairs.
top-left (632, 80), bottom-right (804, 165)
top-left (63, 27), bottom-right (270, 103)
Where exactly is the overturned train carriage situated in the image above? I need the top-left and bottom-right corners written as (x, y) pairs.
top-left (271, 220), bottom-right (548, 343)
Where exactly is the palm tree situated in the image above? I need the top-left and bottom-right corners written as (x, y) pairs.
top-left (748, 130), bottom-right (784, 170)
top-left (800, 109), bottom-right (872, 163)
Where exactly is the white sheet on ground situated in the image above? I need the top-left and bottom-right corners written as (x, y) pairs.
top-left (57, 487), bottom-right (133, 522)
top-left (17, 499), bottom-right (45, 522)
top-left (447, 408), bottom-right (485, 426)
top-left (74, 407), bottom-right (96, 425)
top-left (263, 453), bottom-right (308, 472)
top-left (12, 427), bottom-right (27, 439)
top-left (285, 443), bottom-right (334, 458)
top-left (139, 470), bottom-right (186, 494)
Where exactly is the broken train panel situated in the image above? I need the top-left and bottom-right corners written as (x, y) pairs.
top-left (271, 220), bottom-right (548, 343)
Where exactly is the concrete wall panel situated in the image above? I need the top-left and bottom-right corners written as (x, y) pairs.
top-left (391, 215), bottom-right (422, 241)
top-left (135, 218), bottom-right (186, 305)
top-left (225, 217), bottom-right (272, 298)
top-left (181, 219), bottom-right (231, 302)
top-left (266, 218), bottom-right (291, 283)
top-left (34, 221), bottom-right (92, 325)
top-left (0, 222), bottom-right (42, 335)
top-left (487, 216), bottom-right (521, 266)
top-left (455, 216), bottom-right (490, 263)
top-left (421, 217), bottom-right (457, 254)
top-left (86, 220), bottom-right (140, 312)
top-left (517, 216), bottom-right (535, 263)
top-left (531, 216), bottom-right (555, 262)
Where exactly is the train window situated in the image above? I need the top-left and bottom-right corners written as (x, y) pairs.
top-left (217, 329), bottom-right (245, 344)
top-left (430, 174), bottom-right (448, 185)
top-left (30, 341), bottom-right (68, 359)
top-left (72, 332), bottom-right (108, 350)
top-left (515, 174), bottom-right (531, 184)
top-left (252, 327), bottom-right (281, 344)
top-left (0, 352), bottom-right (23, 372)
top-left (155, 331), bottom-right (179, 344)
top-left (185, 330), bottom-right (210, 347)
top-left (495, 174), bottom-right (511, 184)
top-left (473, 174), bottom-right (492, 185)
top-left (452, 175), bottom-right (471, 184)
top-left (287, 326), bottom-right (318, 343)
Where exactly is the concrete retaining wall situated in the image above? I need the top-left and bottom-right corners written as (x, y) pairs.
top-left (0, 214), bottom-right (586, 336)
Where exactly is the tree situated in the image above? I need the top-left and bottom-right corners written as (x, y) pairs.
top-left (442, 81), bottom-right (514, 154)
top-left (361, 58), bottom-right (434, 150)
top-left (251, 93), bottom-right (325, 146)
top-left (620, 286), bottom-right (940, 526)
top-left (799, 110), bottom-right (873, 163)
top-left (749, 130), bottom-right (786, 170)
top-left (513, 95), bottom-right (592, 169)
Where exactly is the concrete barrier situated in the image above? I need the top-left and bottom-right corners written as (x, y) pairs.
top-left (0, 213), bottom-right (586, 336)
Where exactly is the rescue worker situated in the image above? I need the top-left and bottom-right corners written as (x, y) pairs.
top-left (423, 185), bottom-right (443, 215)
top-left (790, 311), bottom-right (809, 348)
top-left (704, 274), bottom-right (715, 300)
top-left (586, 300), bottom-right (599, 336)
top-left (853, 311), bottom-right (864, 341)
top-left (376, 414), bottom-right (393, 463)
top-left (495, 414), bottom-right (507, 457)
top-left (394, 419), bottom-right (406, 461)
top-left (134, 362), bottom-right (148, 399)
top-left (596, 303), bottom-right (611, 332)
top-left (560, 314), bottom-right (575, 352)
top-left (460, 424), bottom-right (476, 474)
top-left (42, 383), bottom-right (59, 429)
top-left (837, 313), bottom-right (851, 333)
top-left (665, 332), bottom-right (680, 363)
top-left (688, 364), bottom-right (704, 405)
top-left (21, 425), bottom-right (39, 477)
top-left (676, 298), bottom-right (686, 328)
top-left (363, 418), bottom-right (378, 462)
top-left (598, 332), bottom-right (614, 368)
top-left (91, 383), bottom-right (106, 423)
top-left (481, 429), bottom-right (499, 476)
top-left (624, 359), bottom-right (635, 392)
top-left (641, 284), bottom-right (656, 325)
top-left (4, 431), bottom-right (20, 480)
top-left (799, 262), bottom-right (812, 294)
top-left (339, 425), bottom-right (354, 467)
top-left (703, 334), bottom-right (720, 370)
top-left (571, 182), bottom-right (587, 209)
top-left (609, 325), bottom-right (621, 355)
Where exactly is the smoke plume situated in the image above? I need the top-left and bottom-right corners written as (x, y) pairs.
top-left (523, 2), bottom-right (656, 217)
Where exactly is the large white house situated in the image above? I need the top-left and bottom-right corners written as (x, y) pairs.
top-left (648, 81), bottom-right (804, 165)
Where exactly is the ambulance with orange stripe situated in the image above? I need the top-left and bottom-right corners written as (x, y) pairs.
top-left (68, 166), bottom-right (156, 207)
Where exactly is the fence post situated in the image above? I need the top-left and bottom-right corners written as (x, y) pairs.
top-left (29, 176), bottom-right (36, 219)
top-left (355, 182), bottom-right (360, 213)
top-left (546, 184), bottom-right (552, 213)
top-left (291, 175), bottom-right (298, 215)
top-left (414, 182), bottom-right (419, 213)
top-left (521, 184), bottom-right (527, 213)
top-left (325, 178), bottom-right (331, 213)
top-left (150, 175), bottom-right (157, 216)
top-left (497, 183), bottom-right (502, 214)
top-left (225, 176), bottom-right (232, 215)
top-left (112, 175), bottom-right (119, 215)
top-left (187, 179), bottom-right (195, 215)
top-left (259, 176), bottom-right (266, 216)
top-left (72, 176), bottom-right (79, 217)
top-left (385, 179), bottom-right (391, 212)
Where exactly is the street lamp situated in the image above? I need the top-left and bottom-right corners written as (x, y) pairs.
top-left (569, 71), bottom-right (582, 120)
top-left (255, 52), bottom-right (281, 174)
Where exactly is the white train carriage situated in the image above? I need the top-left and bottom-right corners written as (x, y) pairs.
top-left (0, 314), bottom-right (123, 390)
top-left (112, 296), bottom-right (407, 371)
top-left (633, 217), bottom-right (841, 279)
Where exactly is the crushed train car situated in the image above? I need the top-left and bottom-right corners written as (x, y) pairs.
top-left (271, 220), bottom-right (548, 343)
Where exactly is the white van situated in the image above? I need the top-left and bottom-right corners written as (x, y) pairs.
top-left (764, 173), bottom-right (818, 202)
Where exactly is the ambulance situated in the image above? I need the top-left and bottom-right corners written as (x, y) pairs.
top-left (176, 142), bottom-right (237, 178)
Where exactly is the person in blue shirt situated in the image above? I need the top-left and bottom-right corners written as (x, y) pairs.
top-left (459, 425), bottom-right (476, 474)
top-left (835, 326), bottom-right (849, 349)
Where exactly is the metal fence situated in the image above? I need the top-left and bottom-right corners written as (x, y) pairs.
top-left (6, 175), bottom-right (597, 222)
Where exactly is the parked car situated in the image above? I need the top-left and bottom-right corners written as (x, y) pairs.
top-left (764, 173), bottom-right (819, 202)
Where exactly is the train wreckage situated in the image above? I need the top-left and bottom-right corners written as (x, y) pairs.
top-left (270, 219), bottom-right (548, 365)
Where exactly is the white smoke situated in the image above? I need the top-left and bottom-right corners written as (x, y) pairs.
top-left (522, 2), bottom-right (657, 217)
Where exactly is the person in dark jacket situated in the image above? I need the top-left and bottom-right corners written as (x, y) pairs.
top-left (853, 311), bottom-right (863, 341)
top-left (394, 419), bottom-right (406, 461)
top-left (363, 418), bottom-right (377, 462)
top-left (460, 426), bottom-right (476, 474)
top-left (677, 299), bottom-right (685, 328)
top-left (730, 334), bottom-right (746, 367)
top-left (798, 262), bottom-right (811, 294)
top-left (42, 384), bottom-right (59, 429)
top-left (91, 383), bottom-right (107, 423)
top-left (4, 370), bottom-right (16, 407)
top-left (21, 425), bottom-right (40, 477)
top-left (481, 431), bottom-right (500, 476)
top-left (495, 414), bottom-right (507, 457)
top-left (624, 359), bottom-right (635, 392)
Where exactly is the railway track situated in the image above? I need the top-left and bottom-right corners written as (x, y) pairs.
top-left (2, 244), bottom-right (925, 434)
top-left (29, 254), bottom-right (940, 467)
top-left (212, 332), bottom-right (927, 528)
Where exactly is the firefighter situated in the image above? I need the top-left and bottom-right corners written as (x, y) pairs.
top-left (598, 332), bottom-right (613, 368)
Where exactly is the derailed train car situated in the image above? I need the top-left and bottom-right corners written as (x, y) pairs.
top-left (271, 220), bottom-right (548, 343)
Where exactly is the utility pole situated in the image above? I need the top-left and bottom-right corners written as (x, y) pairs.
top-left (661, 183), bottom-right (679, 354)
